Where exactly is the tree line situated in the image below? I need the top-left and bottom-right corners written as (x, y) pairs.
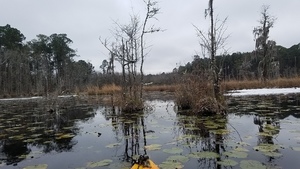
top-left (175, 43), bottom-right (300, 81)
top-left (0, 24), bottom-right (94, 97)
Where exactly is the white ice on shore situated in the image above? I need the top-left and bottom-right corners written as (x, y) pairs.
top-left (0, 95), bottom-right (77, 101)
top-left (227, 87), bottom-right (300, 96)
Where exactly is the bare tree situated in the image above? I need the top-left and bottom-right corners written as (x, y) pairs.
top-left (100, 0), bottom-right (161, 111)
top-left (140, 0), bottom-right (161, 99)
top-left (194, 0), bottom-right (228, 103)
top-left (253, 5), bottom-right (276, 82)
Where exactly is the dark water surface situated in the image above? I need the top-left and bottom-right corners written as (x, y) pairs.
top-left (0, 94), bottom-right (300, 169)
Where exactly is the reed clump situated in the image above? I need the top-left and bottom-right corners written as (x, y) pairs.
top-left (175, 76), bottom-right (225, 115)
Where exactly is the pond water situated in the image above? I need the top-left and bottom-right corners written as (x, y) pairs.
top-left (0, 94), bottom-right (300, 169)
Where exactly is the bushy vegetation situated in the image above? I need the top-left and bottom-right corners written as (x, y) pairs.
top-left (175, 75), bottom-right (226, 115)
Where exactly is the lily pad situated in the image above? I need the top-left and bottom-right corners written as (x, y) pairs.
top-left (87, 159), bottom-right (113, 168)
top-left (106, 143), bottom-right (121, 148)
top-left (144, 144), bottom-right (162, 151)
top-left (223, 150), bottom-right (248, 158)
top-left (240, 160), bottom-right (266, 169)
top-left (211, 129), bottom-right (230, 135)
top-left (188, 151), bottom-right (220, 159)
top-left (55, 133), bottom-right (75, 140)
top-left (216, 159), bottom-right (238, 167)
top-left (166, 155), bottom-right (189, 163)
top-left (234, 147), bottom-right (249, 152)
top-left (262, 151), bottom-right (282, 157)
top-left (145, 135), bottom-right (159, 139)
top-left (258, 132), bottom-right (273, 137)
top-left (291, 147), bottom-right (300, 151)
top-left (163, 147), bottom-right (183, 154)
top-left (253, 144), bottom-right (280, 152)
top-left (23, 164), bottom-right (48, 169)
top-left (159, 161), bottom-right (183, 169)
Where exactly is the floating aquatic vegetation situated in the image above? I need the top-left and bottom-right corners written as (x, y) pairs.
top-left (23, 138), bottom-right (42, 143)
top-left (159, 130), bottom-right (170, 134)
top-left (165, 141), bottom-right (177, 145)
top-left (223, 150), bottom-right (248, 158)
top-left (106, 143), bottom-right (121, 148)
top-left (188, 151), bottom-right (220, 159)
top-left (263, 151), bottom-right (282, 157)
top-left (159, 161), bottom-right (184, 169)
top-left (166, 155), bottom-right (189, 163)
top-left (236, 142), bottom-right (250, 146)
top-left (87, 159), bottom-right (113, 168)
top-left (234, 147), bottom-right (249, 152)
top-left (240, 160), bottom-right (266, 169)
top-left (8, 135), bottom-right (24, 140)
top-left (253, 144), bottom-right (281, 152)
top-left (145, 134), bottom-right (159, 139)
top-left (211, 129), bottom-right (230, 135)
top-left (144, 144), bottom-right (162, 151)
top-left (55, 133), bottom-right (75, 140)
top-left (216, 159), bottom-right (238, 167)
top-left (291, 147), bottom-right (300, 151)
top-left (23, 164), bottom-right (48, 169)
top-left (258, 132), bottom-right (273, 137)
top-left (163, 147), bottom-right (183, 154)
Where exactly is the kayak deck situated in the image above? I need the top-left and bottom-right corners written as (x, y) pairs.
top-left (131, 155), bottom-right (159, 169)
top-left (131, 159), bottom-right (159, 169)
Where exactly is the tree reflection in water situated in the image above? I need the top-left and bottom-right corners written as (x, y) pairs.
top-left (102, 106), bottom-right (151, 163)
top-left (176, 112), bottom-right (228, 169)
top-left (0, 97), bottom-right (96, 166)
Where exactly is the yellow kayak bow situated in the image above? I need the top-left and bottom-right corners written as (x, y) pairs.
top-left (131, 155), bottom-right (159, 169)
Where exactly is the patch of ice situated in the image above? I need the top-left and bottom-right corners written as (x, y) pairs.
top-left (0, 96), bottom-right (43, 101)
top-left (226, 88), bottom-right (300, 96)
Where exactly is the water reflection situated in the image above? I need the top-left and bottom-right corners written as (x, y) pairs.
top-left (175, 112), bottom-right (228, 169)
top-left (101, 106), bottom-right (151, 162)
top-left (1, 95), bottom-right (300, 168)
top-left (228, 94), bottom-right (300, 168)
top-left (0, 97), bottom-right (96, 166)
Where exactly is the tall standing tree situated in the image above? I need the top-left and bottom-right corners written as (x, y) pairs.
top-left (0, 24), bottom-right (26, 95)
top-left (194, 0), bottom-right (228, 103)
top-left (253, 5), bottom-right (276, 82)
top-left (140, 0), bottom-right (160, 99)
top-left (49, 33), bottom-right (76, 91)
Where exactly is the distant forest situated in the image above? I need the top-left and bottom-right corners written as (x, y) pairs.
top-left (0, 24), bottom-right (299, 97)
top-left (175, 44), bottom-right (300, 80)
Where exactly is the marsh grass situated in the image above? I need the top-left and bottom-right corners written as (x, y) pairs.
top-left (223, 77), bottom-right (300, 90)
top-left (86, 84), bottom-right (121, 95)
top-left (143, 84), bottom-right (177, 92)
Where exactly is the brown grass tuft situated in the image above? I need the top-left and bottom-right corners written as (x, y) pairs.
top-left (175, 76), bottom-right (225, 114)
top-left (86, 84), bottom-right (121, 95)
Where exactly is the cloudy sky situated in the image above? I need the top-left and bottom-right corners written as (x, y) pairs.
top-left (1, 0), bottom-right (299, 74)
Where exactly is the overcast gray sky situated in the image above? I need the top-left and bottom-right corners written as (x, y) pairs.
top-left (1, 0), bottom-right (299, 74)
